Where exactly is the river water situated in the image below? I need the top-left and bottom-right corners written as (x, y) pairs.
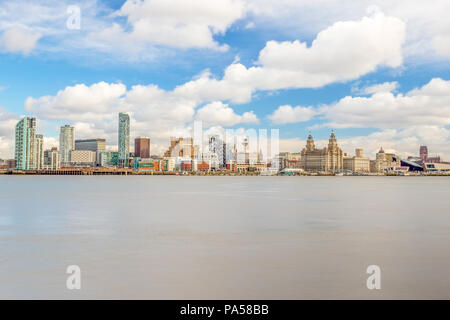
top-left (0, 176), bottom-right (449, 299)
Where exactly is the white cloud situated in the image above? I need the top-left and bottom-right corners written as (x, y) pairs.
top-left (173, 12), bottom-right (406, 104)
top-left (0, 108), bottom-right (20, 158)
top-left (245, 21), bottom-right (255, 29)
top-left (323, 78), bottom-right (450, 129)
top-left (268, 105), bottom-right (317, 124)
top-left (0, 27), bottom-right (41, 55)
top-left (433, 35), bottom-right (450, 58)
top-left (245, 0), bottom-right (450, 60)
top-left (256, 12), bottom-right (404, 80)
top-left (0, 0), bottom-right (449, 63)
top-left (25, 82), bottom-right (127, 120)
top-left (196, 101), bottom-right (259, 127)
top-left (90, 0), bottom-right (246, 51)
top-left (43, 136), bottom-right (58, 150)
top-left (353, 81), bottom-right (399, 95)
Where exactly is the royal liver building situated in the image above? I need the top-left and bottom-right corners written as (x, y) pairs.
top-left (300, 132), bottom-right (343, 172)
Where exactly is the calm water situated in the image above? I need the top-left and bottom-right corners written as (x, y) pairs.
top-left (0, 176), bottom-right (449, 299)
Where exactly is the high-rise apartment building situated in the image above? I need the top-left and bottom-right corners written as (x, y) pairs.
top-left (134, 137), bottom-right (150, 158)
top-left (118, 112), bottom-right (130, 166)
top-left (35, 134), bottom-right (44, 170)
top-left (14, 117), bottom-right (37, 170)
top-left (60, 125), bottom-right (74, 163)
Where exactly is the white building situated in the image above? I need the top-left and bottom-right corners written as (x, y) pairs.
top-left (35, 134), bottom-right (44, 170)
top-left (70, 150), bottom-right (96, 166)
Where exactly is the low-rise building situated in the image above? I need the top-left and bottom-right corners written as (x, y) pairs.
top-left (134, 159), bottom-right (167, 172)
top-left (181, 160), bottom-right (192, 171)
top-left (279, 152), bottom-right (301, 170)
top-left (43, 148), bottom-right (61, 170)
top-left (370, 147), bottom-right (401, 173)
top-left (70, 150), bottom-right (96, 166)
top-left (99, 151), bottom-right (119, 167)
top-left (343, 148), bottom-right (370, 173)
top-left (424, 162), bottom-right (450, 172)
top-left (197, 162), bottom-right (210, 171)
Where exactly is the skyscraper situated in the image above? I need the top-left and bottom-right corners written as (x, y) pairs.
top-left (35, 134), bottom-right (44, 170)
top-left (118, 112), bottom-right (130, 166)
top-left (134, 137), bottom-right (150, 158)
top-left (60, 125), bottom-right (74, 163)
top-left (14, 117), bottom-right (37, 170)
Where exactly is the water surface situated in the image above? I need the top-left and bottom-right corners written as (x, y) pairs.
top-left (0, 176), bottom-right (449, 299)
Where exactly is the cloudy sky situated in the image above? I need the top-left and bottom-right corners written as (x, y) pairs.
top-left (1, 0), bottom-right (450, 159)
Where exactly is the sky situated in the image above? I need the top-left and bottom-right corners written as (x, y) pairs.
top-left (1, 0), bottom-right (450, 160)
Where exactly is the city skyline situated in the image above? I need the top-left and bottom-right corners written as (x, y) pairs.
top-left (0, 1), bottom-right (449, 161)
top-left (5, 112), bottom-right (449, 174)
top-left (4, 113), bottom-right (448, 161)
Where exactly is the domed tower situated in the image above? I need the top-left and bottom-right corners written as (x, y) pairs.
top-left (326, 131), bottom-right (343, 172)
top-left (328, 131), bottom-right (338, 151)
top-left (376, 147), bottom-right (386, 161)
top-left (306, 133), bottom-right (315, 151)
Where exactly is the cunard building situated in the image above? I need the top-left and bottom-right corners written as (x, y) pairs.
top-left (300, 132), bottom-right (344, 172)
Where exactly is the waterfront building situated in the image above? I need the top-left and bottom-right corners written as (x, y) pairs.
top-left (70, 150), bottom-right (96, 166)
top-left (35, 134), bottom-right (44, 170)
top-left (226, 160), bottom-right (236, 171)
top-left (278, 152), bottom-right (302, 170)
top-left (370, 147), bottom-right (402, 173)
top-left (300, 132), bottom-right (343, 172)
top-left (99, 151), bottom-right (119, 167)
top-left (181, 160), bottom-right (192, 171)
top-left (0, 159), bottom-right (7, 170)
top-left (423, 162), bottom-right (450, 172)
top-left (75, 138), bottom-right (106, 165)
top-left (118, 112), bottom-right (130, 167)
top-left (75, 139), bottom-right (106, 152)
top-left (59, 125), bottom-right (74, 164)
top-left (6, 159), bottom-right (16, 169)
top-left (134, 159), bottom-right (167, 172)
top-left (164, 137), bottom-right (194, 159)
top-left (196, 162), bottom-right (210, 171)
top-left (44, 147), bottom-right (60, 170)
top-left (163, 157), bottom-right (176, 171)
top-left (14, 117), bottom-right (37, 170)
top-left (134, 137), bottom-right (150, 158)
top-left (195, 151), bottom-right (219, 170)
top-left (343, 148), bottom-right (370, 173)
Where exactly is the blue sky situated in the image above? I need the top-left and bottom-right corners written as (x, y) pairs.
top-left (1, 0), bottom-right (450, 159)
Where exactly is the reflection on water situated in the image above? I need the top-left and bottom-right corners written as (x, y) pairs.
top-left (0, 176), bottom-right (449, 299)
